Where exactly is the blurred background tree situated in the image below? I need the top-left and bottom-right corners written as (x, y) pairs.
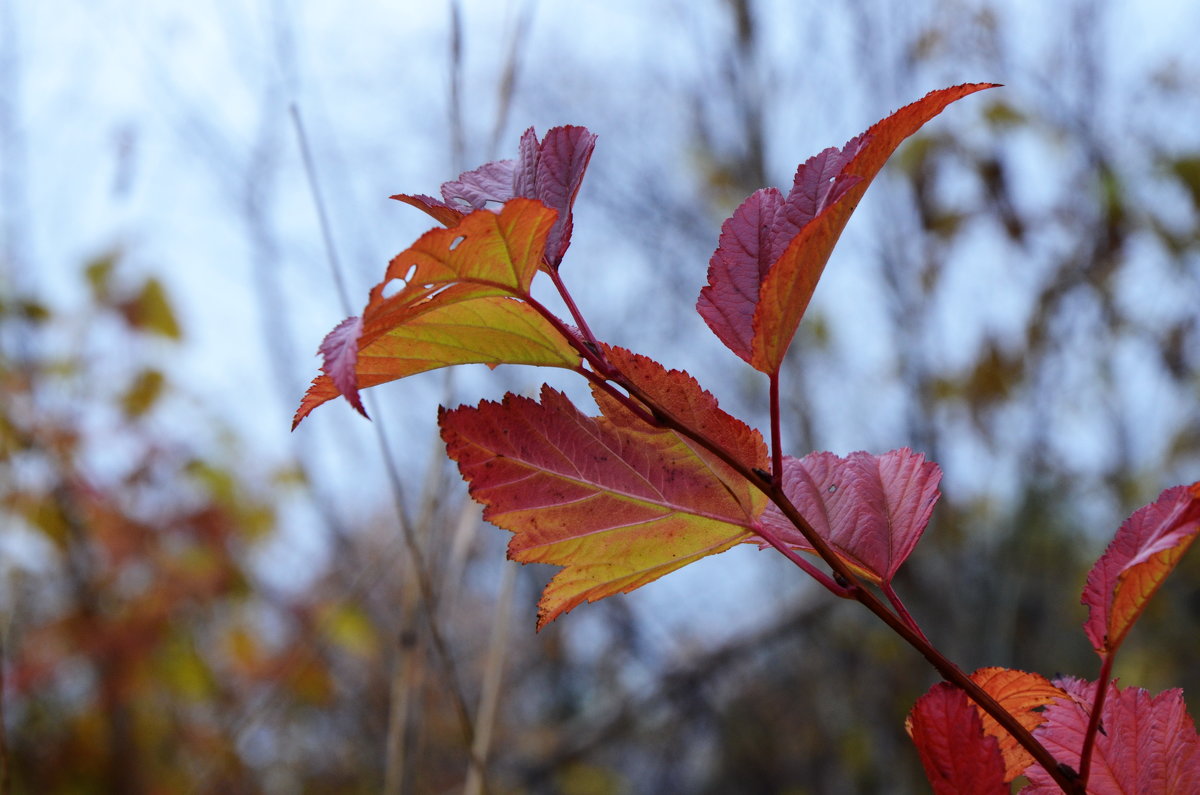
top-left (1, 1), bottom-right (1198, 793)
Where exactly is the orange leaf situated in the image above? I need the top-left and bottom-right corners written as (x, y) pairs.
top-left (967, 667), bottom-right (1065, 782)
top-left (293, 200), bottom-right (580, 428)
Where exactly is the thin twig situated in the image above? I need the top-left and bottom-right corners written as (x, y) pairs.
top-left (485, 0), bottom-right (536, 160)
top-left (288, 105), bottom-right (353, 314)
top-left (463, 561), bottom-right (517, 795)
top-left (289, 104), bottom-right (479, 759)
top-left (0, 615), bottom-right (10, 795)
top-left (448, 0), bottom-right (466, 174)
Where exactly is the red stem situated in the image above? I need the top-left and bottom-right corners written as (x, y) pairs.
top-left (1078, 653), bottom-right (1114, 787)
top-left (548, 266), bottom-right (603, 355)
top-left (882, 583), bottom-right (930, 644)
top-left (768, 370), bottom-right (783, 486)
top-left (611, 378), bottom-right (1083, 794)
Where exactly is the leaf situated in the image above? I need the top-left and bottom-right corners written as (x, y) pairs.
top-left (601, 344), bottom-right (766, 473)
top-left (967, 667), bottom-right (1065, 782)
top-left (293, 200), bottom-right (581, 428)
top-left (1022, 679), bottom-right (1200, 793)
top-left (442, 159), bottom-right (518, 209)
top-left (390, 193), bottom-right (466, 227)
top-left (908, 683), bottom-right (1008, 795)
top-left (393, 125), bottom-right (597, 268)
top-left (120, 368), bottom-right (167, 419)
top-left (439, 366), bottom-right (768, 630)
top-left (121, 277), bottom-right (182, 340)
top-left (1081, 481), bottom-right (1200, 657)
top-left (514, 125), bottom-right (597, 267)
top-left (756, 448), bottom-right (941, 585)
top-left (697, 83), bottom-right (998, 374)
top-left (317, 316), bottom-right (366, 418)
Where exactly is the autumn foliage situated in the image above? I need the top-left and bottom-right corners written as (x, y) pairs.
top-left (295, 86), bottom-right (1200, 792)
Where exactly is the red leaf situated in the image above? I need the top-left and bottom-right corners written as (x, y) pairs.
top-left (1022, 679), bottom-right (1200, 793)
top-left (439, 366), bottom-right (767, 630)
top-left (1082, 482), bottom-right (1200, 657)
top-left (908, 683), bottom-right (1008, 795)
top-left (697, 83), bottom-right (998, 374)
top-left (293, 200), bottom-right (580, 428)
top-left (392, 125), bottom-right (597, 268)
top-left (756, 448), bottom-right (941, 585)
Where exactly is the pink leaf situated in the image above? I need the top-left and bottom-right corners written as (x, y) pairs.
top-left (757, 448), bottom-right (941, 585)
top-left (317, 315), bottom-right (366, 419)
top-left (1022, 680), bottom-right (1200, 793)
top-left (908, 683), bottom-right (1008, 795)
top-left (1082, 482), bottom-right (1200, 657)
top-left (694, 187), bottom-right (784, 362)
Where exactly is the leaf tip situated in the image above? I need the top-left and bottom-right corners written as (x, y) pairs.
top-left (318, 315), bottom-right (369, 420)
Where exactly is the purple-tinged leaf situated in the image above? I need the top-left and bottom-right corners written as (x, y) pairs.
top-left (756, 448), bottom-right (941, 585)
top-left (317, 315), bottom-right (366, 419)
top-left (519, 125), bottom-right (597, 267)
top-left (441, 159), bottom-right (516, 210)
top-left (695, 187), bottom-right (786, 362)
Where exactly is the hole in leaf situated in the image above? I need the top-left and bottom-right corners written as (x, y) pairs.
top-left (827, 484), bottom-right (838, 494)
top-left (381, 263), bottom-right (419, 299)
top-left (449, 235), bottom-right (465, 251)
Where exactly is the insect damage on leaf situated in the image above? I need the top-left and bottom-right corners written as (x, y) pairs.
top-left (293, 200), bottom-right (580, 429)
top-left (393, 125), bottom-right (597, 268)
